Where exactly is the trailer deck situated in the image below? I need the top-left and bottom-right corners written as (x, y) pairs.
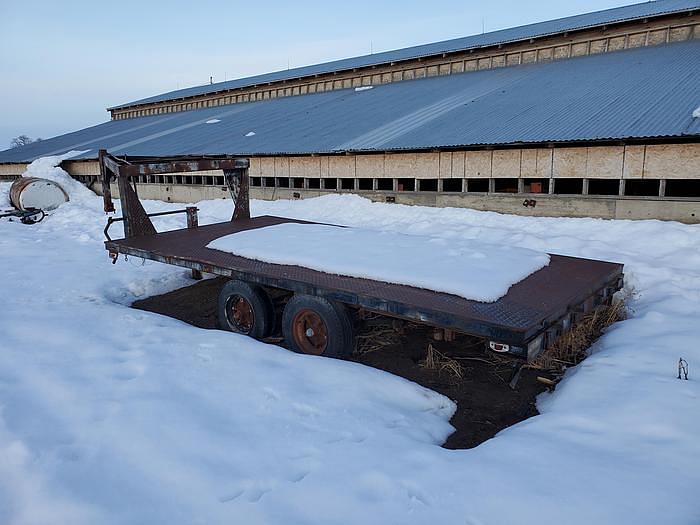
top-left (99, 151), bottom-right (623, 360)
top-left (105, 215), bottom-right (623, 356)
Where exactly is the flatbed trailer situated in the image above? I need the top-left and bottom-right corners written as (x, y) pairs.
top-left (99, 151), bottom-right (623, 361)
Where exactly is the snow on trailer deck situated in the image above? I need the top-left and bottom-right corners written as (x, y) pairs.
top-left (206, 222), bottom-right (551, 303)
top-left (105, 215), bottom-right (624, 354)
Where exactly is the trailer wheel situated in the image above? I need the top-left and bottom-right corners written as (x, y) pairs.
top-left (282, 295), bottom-right (354, 358)
top-left (218, 280), bottom-right (274, 339)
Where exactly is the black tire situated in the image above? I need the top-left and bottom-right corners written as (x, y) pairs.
top-left (282, 295), bottom-right (354, 359)
top-left (218, 280), bottom-right (274, 339)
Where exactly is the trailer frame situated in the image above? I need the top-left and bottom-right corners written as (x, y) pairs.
top-left (100, 150), bottom-right (624, 361)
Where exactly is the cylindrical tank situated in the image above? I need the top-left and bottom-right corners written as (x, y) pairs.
top-left (10, 177), bottom-right (69, 211)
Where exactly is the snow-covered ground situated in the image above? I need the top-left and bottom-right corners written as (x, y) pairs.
top-left (207, 222), bottom-right (549, 302)
top-left (1, 176), bottom-right (699, 524)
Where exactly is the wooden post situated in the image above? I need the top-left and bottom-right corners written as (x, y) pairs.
top-left (99, 149), bottom-right (115, 214)
top-left (224, 168), bottom-right (251, 221)
top-left (186, 206), bottom-right (202, 280)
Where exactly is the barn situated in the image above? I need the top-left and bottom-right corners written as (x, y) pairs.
top-left (1, 0), bottom-right (699, 222)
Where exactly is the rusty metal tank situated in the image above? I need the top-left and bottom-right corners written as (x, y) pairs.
top-left (9, 177), bottom-right (69, 211)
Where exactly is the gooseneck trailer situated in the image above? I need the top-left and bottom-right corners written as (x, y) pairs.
top-left (99, 150), bottom-right (623, 361)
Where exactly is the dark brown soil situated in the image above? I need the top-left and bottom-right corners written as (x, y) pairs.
top-left (132, 277), bottom-right (549, 449)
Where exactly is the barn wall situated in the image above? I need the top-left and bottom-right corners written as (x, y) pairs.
top-left (8, 142), bottom-right (691, 223)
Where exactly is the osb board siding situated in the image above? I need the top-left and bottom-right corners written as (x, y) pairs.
top-left (552, 147), bottom-right (625, 179)
top-left (327, 156), bottom-right (355, 179)
top-left (0, 163), bottom-right (27, 176)
top-left (553, 147), bottom-right (587, 178)
top-left (520, 149), bottom-right (539, 178)
top-left (274, 157), bottom-right (290, 178)
top-left (536, 149), bottom-right (553, 178)
top-left (384, 153), bottom-right (439, 179)
top-left (248, 157), bottom-right (262, 177)
top-left (259, 157), bottom-right (275, 178)
top-left (55, 143), bottom-right (700, 183)
top-left (491, 150), bottom-right (521, 178)
top-left (586, 146), bottom-right (624, 179)
top-left (355, 154), bottom-right (382, 178)
top-left (289, 156), bottom-right (321, 178)
top-left (465, 151), bottom-right (492, 178)
top-left (622, 145), bottom-right (645, 179)
top-left (450, 151), bottom-right (466, 179)
top-left (439, 152), bottom-right (452, 179)
top-left (643, 144), bottom-right (700, 179)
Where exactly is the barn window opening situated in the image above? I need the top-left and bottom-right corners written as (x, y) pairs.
top-left (442, 179), bottom-right (463, 192)
top-left (307, 178), bottom-right (321, 189)
top-left (624, 179), bottom-right (660, 197)
top-left (467, 179), bottom-right (489, 192)
top-left (341, 178), bottom-right (355, 190)
top-left (263, 177), bottom-right (275, 187)
top-left (526, 178), bottom-right (552, 193)
top-left (397, 178), bottom-right (415, 191)
top-left (250, 177), bottom-right (262, 187)
top-left (376, 178), bottom-right (393, 191)
top-left (494, 178), bottom-right (519, 193)
top-left (277, 177), bottom-right (290, 188)
top-left (215, 176), bottom-right (225, 186)
top-left (553, 178), bottom-right (581, 194)
top-left (358, 178), bottom-right (373, 190)
top-left (419, 179), bottom-right (438, 192)
top-left (323, 178), bottom-right (337, 190)
top-left (192, 176), bottom-right (202, 185)
top-left (665, 179), bottom-right (700, 198)
top-left (588, 179), bottom-right (620, 195)
top-left (292, 177), bottom-right (304, 189)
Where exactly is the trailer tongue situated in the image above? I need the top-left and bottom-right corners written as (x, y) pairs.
top-left (100, 150), bottom-right (623, 361)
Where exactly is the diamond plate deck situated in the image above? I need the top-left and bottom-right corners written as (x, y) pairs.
top-left (106, 216), bottom-right (623, 345)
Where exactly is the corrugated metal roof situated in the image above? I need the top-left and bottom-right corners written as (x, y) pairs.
top-left (108, 0), bottom-right (700, 110)
top-left (2, 41), bottom-right (699, 164)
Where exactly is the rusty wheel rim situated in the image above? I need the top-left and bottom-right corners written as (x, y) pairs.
top-left (292, 309), bottom-right (328, 355)
top-left (227, 295), bottom-right (255, 334)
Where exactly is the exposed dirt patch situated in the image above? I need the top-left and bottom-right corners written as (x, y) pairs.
top-left (132, 277), bottom-right (549, 449)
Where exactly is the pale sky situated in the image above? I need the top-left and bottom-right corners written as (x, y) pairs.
top-left (0, 0), bottom-right (635, 149)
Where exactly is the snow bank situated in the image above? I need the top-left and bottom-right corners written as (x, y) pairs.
top-left (208, 222), bottom-right (549, 302)
top-left (21, 151), bottom-right (93, 203)
top-left (1, 189), bottom-right (700, 524)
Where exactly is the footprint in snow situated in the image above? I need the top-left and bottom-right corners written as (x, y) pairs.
top-left (285, 469), bottom-right (310, 483)
top-left (218, 489), bottom-right (244, 503)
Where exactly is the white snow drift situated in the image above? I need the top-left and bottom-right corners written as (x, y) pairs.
top-left (208, 222), bottom-right (549, 302)
top-left (1, 179), bottom-right (699, 524)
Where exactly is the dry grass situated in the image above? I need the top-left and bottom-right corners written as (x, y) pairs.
top-left (421, 343), bottom-right (464, 379)
top-left (533, 299), bottom-right (627, 373)
top-left (354, 313), bottom-right (407, 355)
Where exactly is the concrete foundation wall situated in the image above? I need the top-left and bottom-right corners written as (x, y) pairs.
top-left (105, 183), bottom-right (698, 223)
top-left (248, 188), bottom-right (700, 223)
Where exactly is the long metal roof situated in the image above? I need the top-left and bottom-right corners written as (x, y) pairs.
top-left (2, 41), bottom-right (699, 164)
top-left (108, 0), bottom-right (700, 110)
